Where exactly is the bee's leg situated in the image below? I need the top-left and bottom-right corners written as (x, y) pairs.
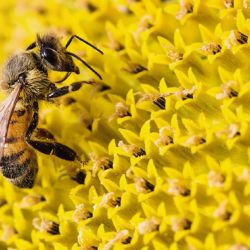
top-left (47, 80), bottom-right (93, 99)
top-left (55, 72), bottom-right (72, 84)
top-left (45, 83), bottom-right (57, 103)
top-left (25, 102), bottom-right (78, 161)
top-left (25, 101), bottom-right (39, 139)
top-left (26, 41), bottom-right (37, 50)
top-left (34, 128), bottom-right (55, 141)
top-left (65, 34), bottom-right (103, 55)
top-left (49, 82), bottom-right (57, 91)
top-left (27, 140), bottom-right (77, 161)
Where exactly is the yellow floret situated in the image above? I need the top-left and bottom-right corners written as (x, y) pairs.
top-left (1, 0), bottom-right (250, 249)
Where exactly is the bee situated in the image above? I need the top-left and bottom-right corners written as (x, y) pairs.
top-left (0, 33), bottom-right (103, 188)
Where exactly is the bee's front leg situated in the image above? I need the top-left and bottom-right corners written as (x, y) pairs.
top-left (47, 80), bottom-right (93, 99)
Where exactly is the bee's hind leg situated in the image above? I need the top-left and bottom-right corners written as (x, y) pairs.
top-left (25, 102), bottom-right (78, 161)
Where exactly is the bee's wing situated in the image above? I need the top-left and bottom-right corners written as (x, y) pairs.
top-left (0, 84), bottom-right (22, 159)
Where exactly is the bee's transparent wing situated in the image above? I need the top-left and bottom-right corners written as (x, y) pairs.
top-left (0, 84), bottom-right (22, 159)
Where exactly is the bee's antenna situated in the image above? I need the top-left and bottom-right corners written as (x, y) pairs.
top-left (26, 41), bottom-right (37, 51)
top-left (65, 35), bottom-right (103, 55)
top-left (66, 51), bottom-right (102, 80)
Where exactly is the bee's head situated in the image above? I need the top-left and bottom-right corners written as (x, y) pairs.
top-left (36, 34), bottom-right (79, 74)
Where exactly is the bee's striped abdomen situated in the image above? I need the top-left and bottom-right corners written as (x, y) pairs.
top-left (0, 103), bottom-right (38, 188)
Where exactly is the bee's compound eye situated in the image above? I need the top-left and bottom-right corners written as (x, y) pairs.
top-left (41, 48), bottom-right (58, 65)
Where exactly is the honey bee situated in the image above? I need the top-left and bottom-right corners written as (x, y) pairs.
top-left (0, 34), bottom-right (103, 188)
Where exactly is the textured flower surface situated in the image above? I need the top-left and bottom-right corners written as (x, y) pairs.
top-left (1, 0), bottom-right (250, 249)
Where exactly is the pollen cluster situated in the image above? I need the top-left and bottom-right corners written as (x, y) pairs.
top-left (1, 0), bottom-right (250, 249)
